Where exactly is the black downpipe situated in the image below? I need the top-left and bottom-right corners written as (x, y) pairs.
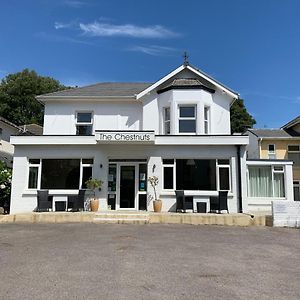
top-left (236, 145), bottom-right (243, 213)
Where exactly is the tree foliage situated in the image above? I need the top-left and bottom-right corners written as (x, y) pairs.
top-left (0, 161), bottom-right (12, 210)
top-left (230, 98), bottom-right (256, 133)
top-left (0, 69), bottom-right (68, 126)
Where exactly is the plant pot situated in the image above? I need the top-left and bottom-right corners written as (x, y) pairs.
top-left (90, 199), bottom-right (99, 212)
top-left (153, 200), bottom-right (162, 212)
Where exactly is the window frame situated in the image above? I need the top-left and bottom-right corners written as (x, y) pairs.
top-left (27, 158), bottom-right (94, 190)
top-left (178, 105), bottom-right (197, 134)
top-left (163, 107), bottom-right (171, 135)
top-left (162, 159), bottom-right (176, 190)
top-left (287, 144), bottom-right (300, 167)
top-left (268, 144), bottom-right (276, 159)
top-left (204, 106), bottom-right (210, 134)
top-left (28, 159), bottom-right (41, 190)
top-left (216, 159), bottom-right (231, 192)
top-left (75, 111), bottom-right (94, 136)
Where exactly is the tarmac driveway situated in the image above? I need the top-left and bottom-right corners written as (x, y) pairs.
top-left (0, 224), bottom-right (299, 300)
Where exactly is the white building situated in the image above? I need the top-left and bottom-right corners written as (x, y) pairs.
top-left (9, 63), bottom-right (294, 214)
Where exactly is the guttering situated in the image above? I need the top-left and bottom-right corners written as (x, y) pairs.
top-left (36, 95), bottom-right (137, 102)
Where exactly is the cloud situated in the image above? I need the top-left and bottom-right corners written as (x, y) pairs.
top-left (78, 22), bottom-right (178, 38)
top-left (54, 22), bottom-right (74, 29)
top-left (63, 0), bottom-right (87, 8)
top-left (127, 45), bottom-right (177, 56)
top-left (35, 32), bottom-right (93, 45)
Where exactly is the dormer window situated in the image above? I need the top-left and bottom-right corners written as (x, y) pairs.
top-left (163, 107), bottom-right (171, 135)
top-left (178, 105), bottom-right (196, 133)
top-left (76, 112), bottom-right (93, 135)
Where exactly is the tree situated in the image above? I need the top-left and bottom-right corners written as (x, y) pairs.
top-left (230, 98), bottom-right (256, 133)
top-left (0, 69), bottom-right (68, 126)
top-left (0, 161), bottom-right (12, 213)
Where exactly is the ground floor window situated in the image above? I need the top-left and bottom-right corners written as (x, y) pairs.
top-left (248, 165), bottom-right (285, 198)
top-left (27, 158), bottom-right (94, 190)
top-left (162, 159), bottom-right (231, 191)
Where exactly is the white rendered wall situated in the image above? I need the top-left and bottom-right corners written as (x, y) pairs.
top-left (43, 101), bottom-right (142, 135)
top-left (10, 144), bottom-right (245, 214)
top-left (245, 131), bottom-right (260, 159)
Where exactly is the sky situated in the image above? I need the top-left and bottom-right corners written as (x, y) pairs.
top-left (0, 0), bottom-right (300, 128)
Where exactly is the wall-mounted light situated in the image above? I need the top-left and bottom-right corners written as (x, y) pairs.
top-left (152, 164), bottom-right (156, 173)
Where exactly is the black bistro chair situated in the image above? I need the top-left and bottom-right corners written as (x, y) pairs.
top-left (37, 190), bottom-right (52, 212)
top-left (175, 190), bottom-right (186, 213)
top-left (68, 189), bottom-right (85, 212)
top-left (209, 191), bottom-right (229, 214)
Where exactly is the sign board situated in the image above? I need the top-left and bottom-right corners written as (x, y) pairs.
top-left (95, 131), bottom-right (155, 144)
top-left (272, 200), bottom-right (300, 228)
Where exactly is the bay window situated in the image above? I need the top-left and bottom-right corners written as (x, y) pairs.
top-left (204, 106), bottom-right (210, 134)
top-left (178, 105), bottom-right (196, 133)
top-left (163, 107), bottom-right (171, 134)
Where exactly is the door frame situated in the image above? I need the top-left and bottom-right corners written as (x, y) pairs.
top-left (116, 163), bottom-right (139, 210)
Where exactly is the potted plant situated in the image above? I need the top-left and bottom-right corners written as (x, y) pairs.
top-left (148, 176), bottom-right (162, 212)
top-left (85, 178), bottom-right (104, 212)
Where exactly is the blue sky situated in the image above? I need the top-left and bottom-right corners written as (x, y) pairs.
top-left (0, 0), bottom-right (300, 128)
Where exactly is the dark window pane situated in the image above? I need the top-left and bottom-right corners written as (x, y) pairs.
top-left (77, 113), bottom-right (92, 123)
top-left (176, 159), bottom-right (216, 190)
top-left (164, 167), bottom-right (173, 189)
top-left (139, 164), bottom-right (147, 191)
top-left (82, 166), bottom-right (92, 188)
top-left (218, 159), bottom-right (230, 165)
top-left (288, 145), bottom-right (300, 152)
top-left (288, 153), bottom-right (300, 166)
top-left (294, 186), bottom-right (300, 201)
top-left (29, 159), bottom-right (40, 164)
top-left (179, 120), bottom-right (196, 133)
top-left (179, 107), bottom-right (195, 117)
top-left (108, 164), bottom-right (117, 192)
top-left (41, 159), bottom-right (80, 189)
top-left (163, 159), bottom-right (174, 165)
top-left (219, 167), bottom-right (230, 190)
top-left (76, 125), bottom-right (92, 135)
top-left (28, 167), bottom-right (38, 189)
top-left (268, 144), bottom-right (275, 152)
top-left (164, 107), bottom-right (170, 120)
top-left (82, 159), bottom-right (93, 164)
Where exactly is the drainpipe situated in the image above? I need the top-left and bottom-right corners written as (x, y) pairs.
top-left (236, 145), bottom-right (243, 213)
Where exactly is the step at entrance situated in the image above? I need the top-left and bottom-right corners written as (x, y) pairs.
top-left (93, 212), bottom-right (149, 224)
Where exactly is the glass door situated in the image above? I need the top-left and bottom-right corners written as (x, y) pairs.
top-left (119, 165), bottom-right (136, 209)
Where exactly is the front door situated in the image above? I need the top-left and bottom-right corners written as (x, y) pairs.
top-left (120, 165), bottom-right (136, 209)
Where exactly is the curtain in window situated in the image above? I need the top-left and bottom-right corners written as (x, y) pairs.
top-left (248, 167), bottom-right (272, 197)
top-left (273, 173), bottom-right (285, 197)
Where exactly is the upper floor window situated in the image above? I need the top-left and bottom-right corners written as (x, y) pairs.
top-left (204, 106), bottom-right (210, 134)
top-left (163, 107), bottom-right (170, 135)
top-left (287, 145), bottom-right (300, 166)
top-left (76, 112), bottom-right (93, 135)
top-left (178, 105), bottom-right (196, 133)
top-left (268, 144), bottom-right (276, 159)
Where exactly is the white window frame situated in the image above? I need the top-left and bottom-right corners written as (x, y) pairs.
top-left (178, 105), bottom-right (197, 134)
top-left (204, 106), bottom-right (210, 134)
top-left (287, 144), bottom-right (300, 167)
top-left (163, 107), bottom-right (171, 135)
top-left (28, 159), bottom-right (41, 190)
top-left (162, 159), bottom-right (176, 190)
top-left (75, 111), bottom-right (94, 135)
top-left (216, 159), bottom-right (231, 192)
top-left (80, 159), bottom-right (94, 189)
top-left (268, 144), bottom-right (276, 159)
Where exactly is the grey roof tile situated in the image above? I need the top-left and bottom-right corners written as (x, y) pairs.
top-left (247, 128), bottom-right (300, 138)
top-left (38, 82), bottom-right (152, 98)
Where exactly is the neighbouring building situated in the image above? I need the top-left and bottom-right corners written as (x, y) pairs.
top-left (0, 116), bottom-right (43, 167)
top-left (9, 63), bottom-right (294, 214)
top-left (246, 116), bottom-right (300, 201)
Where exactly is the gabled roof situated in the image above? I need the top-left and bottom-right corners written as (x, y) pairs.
top-left (0, 116), bottom-right (21, 131)
top-left (281, 115), bottom-right (300, 130)
top-left (247, 128), bottom-right (300, 138)
top-left (37, 82), bottom-right (152, 100)
top-left (136, 64), bottom-right (239, 100)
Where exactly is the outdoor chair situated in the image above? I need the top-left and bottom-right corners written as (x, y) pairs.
top-left (209, 191), bottom-right (229, 213)
top-left (67, 189), bottom-right (85, 212)
top-left (175, 190), bottom-right (186, 213)
top-left (37, 190), bottom-right (52, 212)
